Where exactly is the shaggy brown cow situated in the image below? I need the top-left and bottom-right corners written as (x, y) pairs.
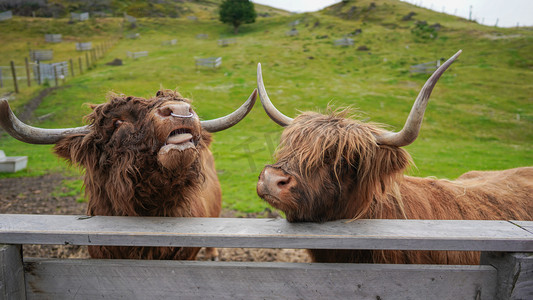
top-left (0, 88), bottom-right (257, 260)
top-left (255, 50), bottom-right (533, 265)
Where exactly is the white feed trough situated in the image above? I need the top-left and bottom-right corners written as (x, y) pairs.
top-left (0, 150), bottom-right (27, 172)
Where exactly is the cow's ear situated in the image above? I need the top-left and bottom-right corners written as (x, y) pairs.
top-left (374, 145), bottom-right (412, 176)
top-left (54, 134), bottom-right (94, 166)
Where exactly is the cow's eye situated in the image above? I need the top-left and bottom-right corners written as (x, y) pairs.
top-left (114, 119), bottom-right (124, 128)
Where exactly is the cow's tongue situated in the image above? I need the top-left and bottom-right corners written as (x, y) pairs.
top-left (167, 133), bottom-right (193, 144)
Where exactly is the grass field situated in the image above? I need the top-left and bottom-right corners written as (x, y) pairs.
top-left (0, 0), bottom-right (532, 213)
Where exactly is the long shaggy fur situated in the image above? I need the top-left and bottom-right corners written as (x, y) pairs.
top-left (54, 90), bottom-right (221, 260)
top-left (263, 109), bottom-right (533, 264)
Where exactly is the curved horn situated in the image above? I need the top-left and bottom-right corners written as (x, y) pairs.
top-left (375, 50), bottom-right (462, 147)
top-left (0, 99), bottom-right (90, 144)
top-left (257, 63), bottom-right (294, 127)
top-left (200, 89), bottom-right (257, 133)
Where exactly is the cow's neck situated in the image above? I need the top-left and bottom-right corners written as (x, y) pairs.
top-left (86, 166), bottom-right (205, 217)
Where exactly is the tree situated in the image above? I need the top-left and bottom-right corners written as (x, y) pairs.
top-left (219, 0), bottom-right (256, 34)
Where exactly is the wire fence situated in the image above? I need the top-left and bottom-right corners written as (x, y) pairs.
top-left (1, 40), bottom-right (116, 93)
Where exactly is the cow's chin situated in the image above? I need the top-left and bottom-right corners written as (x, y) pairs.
top-left (259, 193), bottom-right (300, 219)
top-left (157, 144), bottom-right (198, 170)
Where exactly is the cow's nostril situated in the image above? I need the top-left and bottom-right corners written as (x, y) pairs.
top-left (277, 177), bottom-right (290, 188)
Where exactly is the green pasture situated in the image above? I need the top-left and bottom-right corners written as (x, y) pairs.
top-left (0, 0), bottom-right (532, 213)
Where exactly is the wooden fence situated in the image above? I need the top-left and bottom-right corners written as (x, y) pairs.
top-left (2, 40), bottom-right (116, 93)
top-left (1, 214), bottom-right (531, 299)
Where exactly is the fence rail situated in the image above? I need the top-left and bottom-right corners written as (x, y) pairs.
top-left (34, 61), bottom-right (69, 81)
top-left (0, 214), bottom-right (532, 299)
top-left (2, 39), bottom-right (117, 93)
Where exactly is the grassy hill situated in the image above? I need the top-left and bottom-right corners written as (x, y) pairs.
top-left (1, 0), bottom-right (290, 19)
top-left (0, 0), bottom-right (532, 213)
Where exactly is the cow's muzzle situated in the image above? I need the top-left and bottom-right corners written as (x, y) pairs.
top-left (257, 166), bottom-right (296, 203)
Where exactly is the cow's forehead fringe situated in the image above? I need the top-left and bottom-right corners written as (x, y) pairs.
top-left (276, 109), bottom-right (383, 176)
top-left (105, 89), bottom-right (192, 104)
top-left (154, 89), bottom-right (191, 103)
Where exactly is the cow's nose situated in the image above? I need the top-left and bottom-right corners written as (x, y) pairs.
top-left (257, 167), bottom-right (294, 199)
top-left (158, 102), bottom-right (193, 118)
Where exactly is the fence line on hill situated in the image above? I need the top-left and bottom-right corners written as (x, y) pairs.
top-left (1, 40), bottom-right (117, 93)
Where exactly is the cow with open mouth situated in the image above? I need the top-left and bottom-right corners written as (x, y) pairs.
top-left (255, 50), bottom-right (533, 265)
top-left (0, 88), bottom-right (257, 260)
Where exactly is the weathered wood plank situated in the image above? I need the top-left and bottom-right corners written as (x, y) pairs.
top-left (1, 214), bottom-right (532, 251)
top-left (0, 244), bottom-right (26, 299)
top-left (511, 220), bottom-right (533, 235)
top-left (24, 258), bottom-right (497, 300)
top-left (481, 252), bottom-right (533, 300)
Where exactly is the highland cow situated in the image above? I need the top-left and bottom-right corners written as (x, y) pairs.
top-left (0, 89), bottom-right (257, 260)
top-left (255, 50), bottom-right (533, 265)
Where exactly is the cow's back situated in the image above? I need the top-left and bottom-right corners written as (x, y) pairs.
top-left (331, 166), bottom-right (533, 265)
top-left (399, 167), bottom-right (533, 222)
top-left (454, 166), bottom-right (533, 220)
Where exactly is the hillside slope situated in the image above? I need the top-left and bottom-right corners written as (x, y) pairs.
top-left (0, 0), bottom-right (290, 19)
top-left (0, 0), bottom-right (531, 212)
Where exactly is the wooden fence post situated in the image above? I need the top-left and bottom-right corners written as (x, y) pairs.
top-left (36, 60), bottom-right (41, 85)
top-left (480, 252), bottom-right (533, 299)
top-left (92, 49), bottom-right (96, 66)
top-left (79, 57), bottom-right (83, 75)
top-left (53, 66), bottom-right (58, 87)
top-left (85, 52), bottom-right (90, 70)
top-left (24, 57), bottom-right (31, 87)
top-left (10, 61), bottom-right (19, 93)
top-left (0, 244), bottom-right (26, 300)
top-left (69, 58), bottom-right (74, 77)
top-left (61, 68), bottom-right (65, 85)
top-left (0, 68), bottom-right (3, 88)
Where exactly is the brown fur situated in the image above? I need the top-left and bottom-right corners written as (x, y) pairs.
top-left (258, 110), bottom-right (533, 264)
top-left (54, 90), bottom-right (221, 260)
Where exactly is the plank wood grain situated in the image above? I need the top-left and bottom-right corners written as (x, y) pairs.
top-left (24, 259), bottom-right (497, 300)
top-left (0, 214), bottom-right (532, 251)
top-left (0, 244), bottom-right (25, 299)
